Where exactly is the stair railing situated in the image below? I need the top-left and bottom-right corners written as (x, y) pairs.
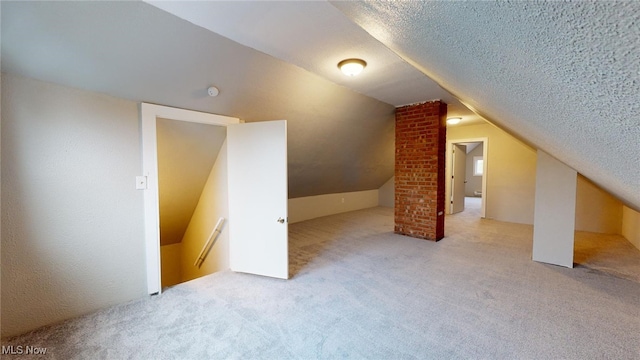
top-left (194, 217), bottom-right (225, 268)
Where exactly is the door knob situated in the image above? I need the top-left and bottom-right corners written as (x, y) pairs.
top-left (277, 217), bottom-right (285, 224)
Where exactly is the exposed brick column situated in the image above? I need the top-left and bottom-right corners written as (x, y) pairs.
top-left (395, 101), bottom-right (447, 241)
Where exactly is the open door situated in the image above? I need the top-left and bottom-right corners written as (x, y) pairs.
top-left (451, 144), bottom-right (467, 214)
top-left (227, 120), bottom-right (289, 279)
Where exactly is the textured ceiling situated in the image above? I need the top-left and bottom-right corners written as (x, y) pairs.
top-left (333, 1), bottom-right (640, 210)
top-left (157, 119), bottom-right (226, 246)
top-left (2, 1), bottom-right (637, 209)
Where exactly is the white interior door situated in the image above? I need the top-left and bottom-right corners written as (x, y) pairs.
top-left (227, 120), bottom-right (288, 279)
top-left (451, 144), bottom-right (467, 214)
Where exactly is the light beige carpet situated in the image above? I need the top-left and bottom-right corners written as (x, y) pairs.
top-left (3, 205), bottom-right (639, 359)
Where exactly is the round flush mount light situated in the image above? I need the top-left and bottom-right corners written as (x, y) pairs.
top-left (338, 58), bottom-right (367, 76)
top-left (446, 117), bottom-right (462, 125)
top-left (207, 86), bottom-right (219, 97)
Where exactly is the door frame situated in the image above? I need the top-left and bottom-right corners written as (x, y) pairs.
top-left (141, 103), bottom-right (239, 295)
top-left (445, 137), bottom-right (488, 218)
top-left (450, 143), bottom-right (467, 214)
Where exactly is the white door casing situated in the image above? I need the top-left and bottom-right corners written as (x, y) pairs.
top-left (142, 103), bottom-right (239, 295)
top-left (451, 144), bottom-right (467, 214)
top-left (227, 120), bottom-right (289, 279)
top-left (445, 138), bottom-right (488, 218)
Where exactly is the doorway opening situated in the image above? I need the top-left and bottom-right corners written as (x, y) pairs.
top-left (142, 103), bottom-right (290, 295)
top-left (445, 138), bottom-right (488, 218)
top-left (141, 103), bottom-right (239, 295)
top-left (156, 118), bottom-right (228, 289)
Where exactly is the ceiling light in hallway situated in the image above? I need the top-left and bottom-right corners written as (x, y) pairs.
top-left (447, 117), bottom-right (462, 125)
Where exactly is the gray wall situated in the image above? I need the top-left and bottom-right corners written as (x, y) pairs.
top-left (1, 74), bottom-right (147, 337)
top-left (378, 176), bottom-right (394, 208)
top-left (464, 144), bottom-right (483, 197)
top-left (1, 1), bottom-right (396, 201)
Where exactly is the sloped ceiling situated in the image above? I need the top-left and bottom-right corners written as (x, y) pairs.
top-left (0, 1), bottom-right (394, 198)
top-left (332, 1), bottom-right (640, 210)
top-left (156, 119), bottom-right (226, 246)
top-left (144, 0), bottom-right (480, 120)
top-left (2, 1), bottom-right (638, 209)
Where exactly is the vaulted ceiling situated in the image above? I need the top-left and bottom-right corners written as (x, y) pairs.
top-left (332, 1), bottom-right (640, 210)
top-left (2, 1), bottom-right (638, 209)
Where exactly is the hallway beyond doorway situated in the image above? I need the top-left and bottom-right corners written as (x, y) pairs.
top-left (454, 196), bottom-right (482, 218)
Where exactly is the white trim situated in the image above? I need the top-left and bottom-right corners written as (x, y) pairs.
top-left (141, 103), bottom-right (239, 295)
top-left (445, 137), bottom-right (488, 218)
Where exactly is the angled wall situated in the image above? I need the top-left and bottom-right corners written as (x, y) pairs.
top-left (575, 175), bottom-right (622, 234)
top-left (180, 141), bottom-right (230, 283)
top-left (1, 1), bottom-right (396, 201)
top-left (156, 118), bottom-right (226, 246)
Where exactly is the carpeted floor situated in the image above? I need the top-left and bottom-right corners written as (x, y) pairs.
top-left (3, 203), bottom-right (639, 359)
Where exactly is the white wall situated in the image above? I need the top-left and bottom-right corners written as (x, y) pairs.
top-left (180, 141), bottom-right (230, 283)
top-left (289, 190), bottom-right (379, 224)
top-left (378, 176), bottom-right (394, 208)
top-left (532, 151), bottom-right (577, 268)
top-left (1, 74), bottom-right (146, 337)
top-left (447, 123), bottom-right (537, 224)
top-left (622, 206), bottom-right (640, 251)
top-left (160, 244), bottom-right (182, 288)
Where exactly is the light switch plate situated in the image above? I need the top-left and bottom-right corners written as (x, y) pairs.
top-left (136, 176), bottom-right (147, 190)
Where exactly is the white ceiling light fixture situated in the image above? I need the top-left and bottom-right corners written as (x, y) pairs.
top-left (338, 58), bottom-right (367, 76)
top-left (447, 117), bottom-right (462, 125)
